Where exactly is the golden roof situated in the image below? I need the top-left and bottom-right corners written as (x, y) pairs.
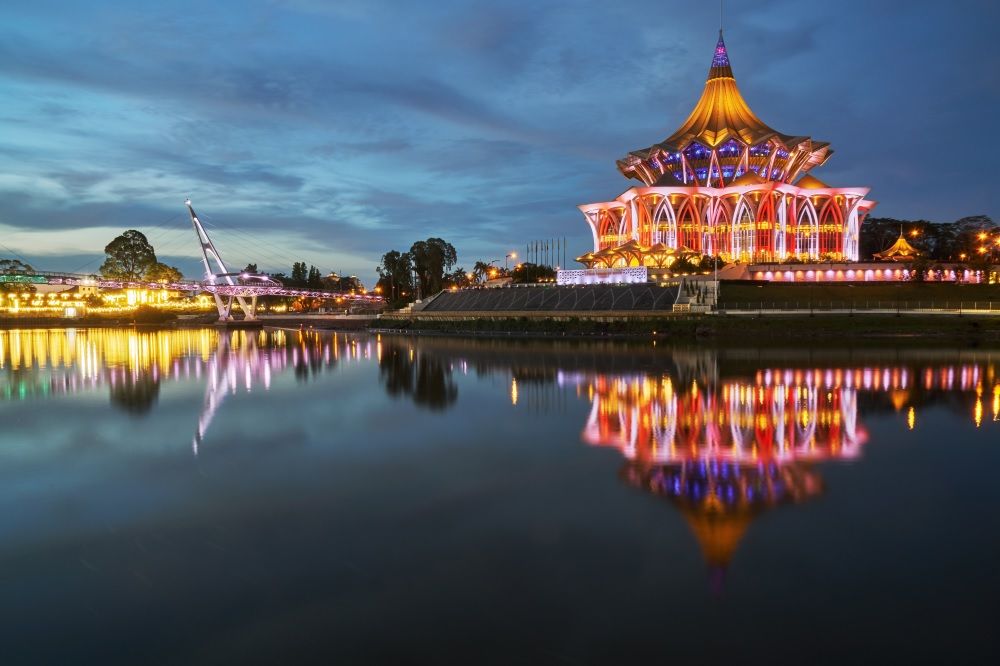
top-left (682, 508), bottom-right (752, 569)
top-left (730, 171), bottom-right (768, 187)
top-left (874, 232), bottom-right (924, 261)
top-left (795, 174), bottom-right (830, 189)
top-left (617, 32), bottom-right (833, 186)
top-left (662, 33), bottom-right (796, 150)
top-left (577, 240), bottom-right (702, 269)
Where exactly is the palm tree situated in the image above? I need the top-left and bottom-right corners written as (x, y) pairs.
top-left (472, 261), bottom-right (492, 285)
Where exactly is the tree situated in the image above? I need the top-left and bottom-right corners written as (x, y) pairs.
top-left (100, 230), bottom-right (157, 281)
top-left (444, 268), bottom-right (473, 289)
top-left (290, 261), bottom-right (308, 286)
top-left (243, 263), bottom-right (259, 273)
top-left (145, 262), bottom-right (183, 283)
top-left (0, 259), bottom-right (37, 295)
top-left (307, 265), bottom-right (322, 288)
top-left (376, 250), bottom-right (414, 305)
top-left (322, 273), bottom-right (366, 293)
top-left (339, 275), bottom-right (365, 293)
top-left (472, 260), bottom-right (492, 284)
top-left (511, 262), bottom-right (555, 284)
top-left (410, 238), bottom-right (457, 297)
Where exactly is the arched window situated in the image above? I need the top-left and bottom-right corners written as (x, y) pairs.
top-left (795, 202), bottom-right (819, 260)
top-left (676, 199), bottom-right (701, 251)
top-left (652, 197), bottom-right (678, 248)
top-left (818, 199), bottom-right (844, 258)
top-left (598, 209), bottom-right (626, 249)
top-left (732, 198), bottom-right (756, 263)
top-left (843, 203), bottom-right (861, 261)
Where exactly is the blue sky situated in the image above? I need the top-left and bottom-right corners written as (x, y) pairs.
top-left (1, 0), bottom-right (997, 285)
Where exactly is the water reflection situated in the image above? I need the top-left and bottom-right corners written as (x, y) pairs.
top-left (0, 328), bottom-right (377, 450)
top-left (565, 355), bottom-right (997, 591)
top-left (109, 372), bottom-right (161, 414)
top-left (2, 330), bottom-right (998, 595)
top-left (377, 337), bottom-right (458, 410)
top-left (574, 372), bottom-right (861, 592)
top-left (376, 336), bottom-right (998, 592)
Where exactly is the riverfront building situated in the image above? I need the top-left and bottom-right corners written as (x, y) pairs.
top-left (576, 31), bottom-right (876, 270)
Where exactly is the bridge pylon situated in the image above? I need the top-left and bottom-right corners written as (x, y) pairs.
top-left (185, 200), bottom-right (258, 321)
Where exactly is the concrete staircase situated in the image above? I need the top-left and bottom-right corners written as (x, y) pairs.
top-left (673, 278), bottom-right (718, 313)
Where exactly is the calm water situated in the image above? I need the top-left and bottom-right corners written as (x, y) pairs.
top-left (1, 328), bottom-right (998, 664)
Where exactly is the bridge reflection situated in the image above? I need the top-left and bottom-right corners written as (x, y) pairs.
top-left (0, 328), bottom-right (375, 451)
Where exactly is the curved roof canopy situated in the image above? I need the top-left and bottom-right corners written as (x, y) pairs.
top-left (874, 232), bottom-right (924, 261)
top-left (617, 32), bottom-right (832, 187)
top-left (663, 32), bottom-right (795, 150)
top-left (794, 174), bottom-right (831, 189)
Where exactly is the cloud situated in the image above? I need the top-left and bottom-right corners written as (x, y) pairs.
top-left (0, 0), bottom-right (996, 286)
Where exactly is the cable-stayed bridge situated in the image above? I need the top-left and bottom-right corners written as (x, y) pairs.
top-left (0, 201), bottom-right (382, 321)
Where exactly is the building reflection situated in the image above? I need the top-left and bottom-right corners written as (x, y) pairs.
top-left (569, 356), bottom-right (998, 592)
top-left (0, 328), bottom-right (375, 451)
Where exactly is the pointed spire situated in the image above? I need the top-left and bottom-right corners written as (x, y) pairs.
top-left (708, 30), bottom-right (734, 80)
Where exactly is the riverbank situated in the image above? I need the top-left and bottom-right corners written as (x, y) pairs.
top-left (6, 311), bottom-right (1000, 343)
top-left (373, 312), bottom-right (1000, 342)
top-left (0, 313), bottom-right (374, 330)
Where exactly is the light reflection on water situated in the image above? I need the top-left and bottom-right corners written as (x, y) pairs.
top-left (0, 328), bottom-right (998, 663)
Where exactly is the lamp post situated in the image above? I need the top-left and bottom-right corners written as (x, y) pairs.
top-left (505, 252), bottom-right (516, 271)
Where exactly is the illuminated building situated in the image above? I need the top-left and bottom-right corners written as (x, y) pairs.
top-left (873, 231), bottom-right (924, 261)
top-left (577, 31), bottom-right (876, 269)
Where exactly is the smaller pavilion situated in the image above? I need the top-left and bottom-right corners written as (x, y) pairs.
top-left (874, 231), bottom-right (924, 261)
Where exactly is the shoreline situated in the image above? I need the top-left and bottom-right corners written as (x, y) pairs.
top-left (371, 312), bottom-right (1000, 343)
top-left (5, 312), bottom-right (1000, 344)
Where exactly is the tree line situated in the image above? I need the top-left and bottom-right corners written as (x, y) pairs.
top-left (95, 230), bottom-right (364, 292)
top-left (376, 238), bottom-right (560, 307)
top-left (860, 215), bottom-right (996, 262)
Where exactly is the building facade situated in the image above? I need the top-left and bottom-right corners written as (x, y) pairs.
top-left (578, 32), bottom-right (876, 269)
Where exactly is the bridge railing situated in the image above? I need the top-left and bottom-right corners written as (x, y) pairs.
top-left (2, 270), bottom-right (381, 301)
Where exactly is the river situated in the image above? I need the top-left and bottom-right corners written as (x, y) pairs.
top-left (1, 328), bottom-right (998, 664)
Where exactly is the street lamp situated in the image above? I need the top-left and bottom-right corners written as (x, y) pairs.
top-left (505, 252), bottom-right (516, 270)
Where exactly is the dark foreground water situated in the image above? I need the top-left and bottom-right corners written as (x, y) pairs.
top-left (1, 328), bottom-right (998, 665)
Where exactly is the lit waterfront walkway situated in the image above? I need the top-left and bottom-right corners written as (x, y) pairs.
top-left (717, 302), bottom-right (1000, 316)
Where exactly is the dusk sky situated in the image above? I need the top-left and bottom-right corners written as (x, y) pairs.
top-left (1, 0), bottom-right (997, 285)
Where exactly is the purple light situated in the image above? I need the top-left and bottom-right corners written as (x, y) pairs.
top-left (712, 34), bottom-right (730, 68)
top-left (684, 142), bottom-right (709, 161)
top-left (719, 139), bottom-right (742, 156)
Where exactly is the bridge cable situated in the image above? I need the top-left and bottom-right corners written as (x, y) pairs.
top-left (198, 215), bottom-right (308, 270)
top-left (198, 215), bottom-right (319, 274)
top-left (0, 240), bottom-right (33, 268)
